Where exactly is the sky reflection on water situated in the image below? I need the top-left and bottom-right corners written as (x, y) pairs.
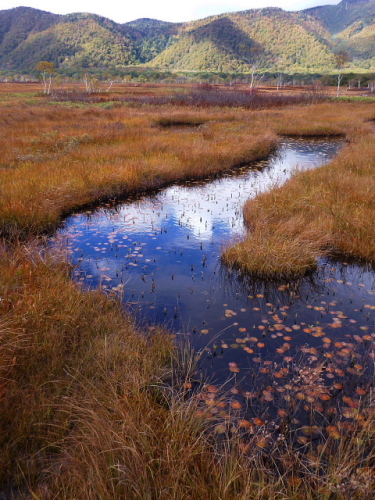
top-left (52, 137), bottom-right (375, 395)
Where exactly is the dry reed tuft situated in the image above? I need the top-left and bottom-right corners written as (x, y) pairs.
top-left (0, 243), bottom-right (177, 491)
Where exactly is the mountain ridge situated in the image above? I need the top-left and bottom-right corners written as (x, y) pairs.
top-left (0, 2), bottom-right (374, 73)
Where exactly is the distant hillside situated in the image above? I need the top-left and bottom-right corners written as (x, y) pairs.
top-left (304, 0), bottom-right (375, 34)
top-left (123, 17), bottom-right (180, 63)
top-left (0, 2), bottom-right (374, 73)
top-left (149, 8), bottom-right (336, 72)
top-left (0, 8), bottom-right (141, 69)
top-left (0, 6), bottom-right (60, 67)
top-left (305, 0), bottom-right (375, 70)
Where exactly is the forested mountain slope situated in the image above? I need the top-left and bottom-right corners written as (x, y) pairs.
top-left (305, 0), bottom-right (375, 70)
top-left (0, 1), bottom-right (374, 73)
top-left (149, 8), bottom-right (336, 72)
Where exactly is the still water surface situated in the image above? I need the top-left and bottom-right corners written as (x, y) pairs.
top-left (52, 137), bottom-right (375, 404)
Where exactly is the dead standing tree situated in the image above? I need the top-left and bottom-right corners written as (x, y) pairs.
top-left (83, 73), bottom-right (100, 94)
top-left (244, 45), bottom-right (267, 90)
top-left (334, 51), bottom-right (350, 97)
top-left (36, 61), bottom-right (55, 95)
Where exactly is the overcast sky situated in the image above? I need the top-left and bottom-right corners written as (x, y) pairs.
top-left (1, 0), bottom-right (340, 23)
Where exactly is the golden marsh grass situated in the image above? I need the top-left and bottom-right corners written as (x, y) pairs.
top-left (0, 104), bottom-right (276, 238)
top-left (1, 86), bottom-right (375, 498)
top-left (222, 120), bottom-right (375, 278)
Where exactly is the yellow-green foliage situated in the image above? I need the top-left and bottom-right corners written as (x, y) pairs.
top-left (2, 3), bottom-right (375, 73)
top-left (336, 22), bottom-right (375, 67)
top-left (150, 8), bottom-right (336, 72)
top-left (0, 9), bottom-right (138, 70)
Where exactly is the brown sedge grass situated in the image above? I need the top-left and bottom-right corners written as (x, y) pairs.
top-left (222, 131), bottom-right (375, 278)
top-left (1, 262), bottom-right (374, 499)
top-left (0, 104), bottom-right (277, 238)
top-left (0, 90), bottom-right (375, 498)
top-left (222, 104), bottom-right (375, 278)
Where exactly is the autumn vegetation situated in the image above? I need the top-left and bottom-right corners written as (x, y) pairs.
top-left (2, 2), bottom-right (375, 74)
top-left (0, 83), bottom-right (375, 498)
top-left (222, 104), bottom-right (375, 278)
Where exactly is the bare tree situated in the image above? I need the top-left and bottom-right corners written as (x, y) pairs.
top-left (83, 73), bottom-right (100, 94)
top-left (276, 73), bottom-right (284, 91)
top-left (102, 72), bottom-right (115, 92)
top-left (36, 61), bottom-right (55, 94)
top-left (244, 46), bottom-right (266, 90)
top-left (334, 51), bottom-right (350, 97)
top-left (105, 80), bottom-right (114, 92)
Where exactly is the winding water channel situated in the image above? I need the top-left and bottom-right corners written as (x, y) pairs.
top-left (52, 137), bottom-right (375, 422)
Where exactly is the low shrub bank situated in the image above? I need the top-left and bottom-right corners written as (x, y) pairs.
top-left (111, 87), bottom-right (329, 109)
top-left (48, 86), bottom-right (329, 108)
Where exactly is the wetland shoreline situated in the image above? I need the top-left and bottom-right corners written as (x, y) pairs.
top-left (1, 88), bottom-right (375, 498)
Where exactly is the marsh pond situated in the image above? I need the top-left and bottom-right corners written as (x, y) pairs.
top-left (51, 137), bottom-right (375, 426)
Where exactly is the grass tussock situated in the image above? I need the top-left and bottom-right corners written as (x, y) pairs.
top-left (0, 243), bottom-right (176, 492)
top-left (223, 106), bottom-right (375, 278)
top-left (1, 99), bottom-right (371, 241)
top-left (1, 245), bottom-right (374, 499)
top-left (1, 252), bottom-right (374, 500)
